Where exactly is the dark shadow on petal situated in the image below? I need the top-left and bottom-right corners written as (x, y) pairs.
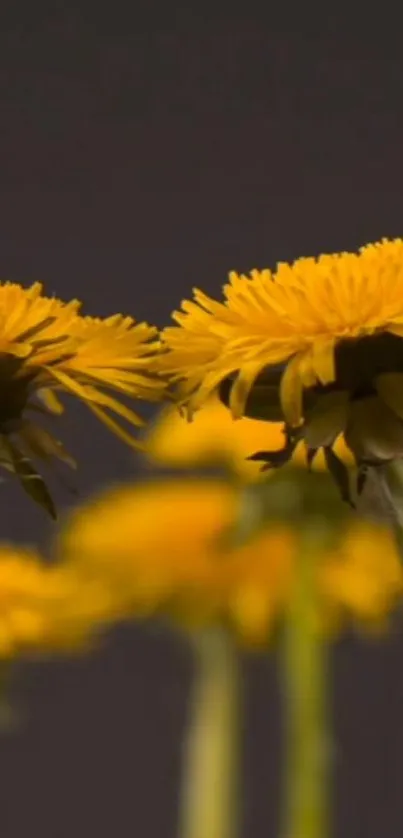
top-left (335, 332), bottom-right (403, 392)
top-left (219, 365), bottom-right (286, 421)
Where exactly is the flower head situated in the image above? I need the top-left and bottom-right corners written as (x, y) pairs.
top-left (0, 546), bottom-right (118, 658)
top-left (0, 282), bottom-right (163, 515)
top-left (157, 239), bottom-right (403, 499)
top-left (60, 477), bottom-right (403, 646)
top-left (145, 396), bottom-right (353, 479)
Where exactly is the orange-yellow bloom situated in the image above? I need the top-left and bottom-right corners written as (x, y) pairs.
top-left (145, 395), bottom-right (353, 479)
top-left (319, 523), bottom-right (403, 631)
top-left (156, 240), bottom-right (403, 491)
top-left (0, 546), bottom-right (119, 658)
top-left (0, 281), bottom-right (164, 515)
top-left (60, 478), bottom-right (403, 646)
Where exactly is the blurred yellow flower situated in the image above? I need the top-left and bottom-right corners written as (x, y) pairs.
top-left (0, 547), bottom-right (118, 658)
top-left (0, 282), bottom-right (164, 515)
top-left (60, 479), bottom-right (403, 646)
top-left (319, 523), bottom-right (403, 631)
top-left (156, 239), bottom-right (403, 493)
top-left (145, 396), bottom-right (353, 479)
top-left (61, 480), bottom-right (241, 616)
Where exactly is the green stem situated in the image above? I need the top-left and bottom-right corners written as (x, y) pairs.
top-left (178, 629), bottom-right (240, 838)
top-left (281, 534), bottom-right (330, 838)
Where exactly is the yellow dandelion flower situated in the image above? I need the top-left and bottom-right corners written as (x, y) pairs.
top-left (39, 567), bottom-right (128, 652)
top-left (60, 480), bottom-right (241, 618)
top-left (0, 548), bottom-right (56, 657)
top-left (145, 395), bottom-right (353, 479)
top-left (44, 313), bottom-right (164, 448)
top-left (157, 239), bottom-right (403, 496)
top-left (60, 479), bottom-right (403, 646)
top-left (0, 281), bottom-right (164, 515)
top-left (0, 547), bottom-right (117, 658)
top-left (319, 522), bottom-right (403, 632)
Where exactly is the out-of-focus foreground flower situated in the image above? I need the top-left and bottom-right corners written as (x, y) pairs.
top-left (59, 476), bottom-right (403, 645)
top-left (145, 395), bottom-right (353, 478)
top-left (156, 239), bottom-right (403, 501)
top-left (57, 394), bottom-right (403, 838)
top-left (0, 546), bottom-right (119, 659)
top-left (0, 281), bottom-right (164, 515)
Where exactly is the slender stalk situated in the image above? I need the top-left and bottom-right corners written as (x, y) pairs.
top-left (281, 533), bottom-right (330, 838)
top-left (0, 661), bottom-right (17, 730)
top-left (178, 629), bottom-right (240, 838)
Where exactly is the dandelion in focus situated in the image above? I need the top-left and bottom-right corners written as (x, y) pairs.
top-left (0, 281), bottom-right (163, 515)
top-left (156, 239), bottom-right (403, 503)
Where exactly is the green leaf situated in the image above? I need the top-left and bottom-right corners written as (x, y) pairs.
top-left (324, 447), bottom-right (353, 508)
top-left (4, 440), bottom-right (57, 519)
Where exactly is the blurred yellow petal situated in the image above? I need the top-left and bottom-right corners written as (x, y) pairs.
top-left (145, 396), bottom-right (285, 479)
top-left (145, 395), bottom-right (353, 479)
top-left (319, 522), bottom-right (403, 626)
top-left (60, 476), bottom-right (403, 647)
top-left (0, 547), bottom-right (118, 658)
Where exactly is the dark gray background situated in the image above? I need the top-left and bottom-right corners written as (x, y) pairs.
top-left (1, 6), bottom-right (403, 836)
